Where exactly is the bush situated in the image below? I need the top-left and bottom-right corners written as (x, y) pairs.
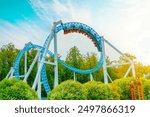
top-left (140, 78), bottom-right (150, 100)
top-left (113, 77), bottom-right (136, 100)
top-left (47, 80), bottom-right (87, 100)
top-left (109, 83), bottom-right (120, 100)
top-left (83, 81), bottom-right (114, 100)
top-left (0, 78), bottom-right (39, 100)
top-left (113, 77), bottom-right (150, 100)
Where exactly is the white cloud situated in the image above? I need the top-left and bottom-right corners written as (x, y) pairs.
top-left (92, 0), bottom-right (150, 65)
top-left (28, 0), bottom-right (53, 23)
top-left (28, 0), bottom-right (97, 59)
top-left (29, 0), bottom-right (93, 25)
top-left (1, 0), bottom-right (150, 65)
top-left (0, 20), bottom-right (47, 48)
top-left (52, 0), bottom-right (92, 25)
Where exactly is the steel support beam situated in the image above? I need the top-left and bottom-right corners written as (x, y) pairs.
top-left (90, 74), bottom-right (94, 81)
top-left (37, 54), bottom-right (41, 99)
top-left (24, 51), bottom-right (27, 77)
top-left (124, 65), bottom-right (132, 78)
top-left (103, 38), bottom-right (136, 78)
top-left (107, 62), bottom-right (130, 68)
top-left (74, 72), bottom-right (76, 81)
top-left (32, 21), bottom-right (62, 89)
top-left (101, 37), bottom-right (108, 84)
top-left (144, 74), bottom-right (150, 78)
top-left (24, 51), bottom-right (40, 82)
top-left (54, 31), bottom-right (58, 87)
top-left (6, 67), bottom-right (14, 78)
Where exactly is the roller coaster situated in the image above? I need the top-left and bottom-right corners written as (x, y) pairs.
top-left (6, 20), bottom-right (136, 99)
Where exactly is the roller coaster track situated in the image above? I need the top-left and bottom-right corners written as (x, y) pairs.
top-left (14, 22), bottom-right (103, 94)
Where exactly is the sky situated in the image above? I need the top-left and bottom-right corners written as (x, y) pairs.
top-left (0, 0), bottom-right (150, 65)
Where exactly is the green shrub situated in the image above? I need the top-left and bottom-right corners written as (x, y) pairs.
top-left (113, 77), bottom-right (136, 100)
top-left (83, 81), bottom-right (113, 100)
top-left (0, 78), bottom-right (38, 100)
top-left (113, 77), bottom-right (150, 100)
top-left (47, 80), bottom-right (87, 100)
top-left (109, 83), bottom-right (120, 100)
top-left (140, 78), bottom-right (150, 100)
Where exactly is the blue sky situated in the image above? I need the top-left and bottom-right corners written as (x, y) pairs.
top-left (0, 0), bottom-right (36, 22)
top-left (0, 0), bottom-right (150, 65)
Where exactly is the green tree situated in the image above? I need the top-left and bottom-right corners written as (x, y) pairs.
top-left (0, 43), bottom-right (19, 80)
top-left (118, 53), bottom-right (136, 63)
top-left (64, 46), bottom-right (85, 82)
top-left (114, 53), bottom-right (136, 78)
top-left (84, 52), bottom-right (102, 82)
top-left (65, 46), bottom-right (83, 68)
top-left (135, 63), bottom-right (150, 78)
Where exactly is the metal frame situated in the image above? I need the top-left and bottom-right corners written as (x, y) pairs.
top-left (144, 74), bottom-right (150, 78)
top-left (101, 37), bottom-right (136, 82)
top-left (6, 67), bottom-right (14, 79)
top-left (31, 21), bottom-right (62, 98)
top-left (102, 37), bottom-right (108, 84)
top-left (24, 51), bottom-right (40, 82)
top-left (6, 20), bottom-right (136, 99)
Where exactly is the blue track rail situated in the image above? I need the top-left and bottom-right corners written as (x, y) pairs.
top-left (14, 22), bottom-right (104, 94)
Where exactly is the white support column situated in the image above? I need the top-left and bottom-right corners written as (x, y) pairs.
top-left (107, 73), bottom-right (113, 82)
top-left (103, 39), bottom-right (131, 62)
top-left (24, 51), bottom-right (27, 77)
top-left (90, 74), bottom-right (93, 81)
top-left (103, 38), bottom-right (136, 78)
top-left (6, 67), bottom-right (12, 78)
top-left (131, 62), bottom-right (136, 77)
top-left (107, 62), bottom-right (130, 68)
top-left (124, 65), bottom-right (132, 78)
top-left (24, 51), bottom-right (40, 82)
top-left (37, 77), bottom-right (41, 99)
top-left (101, 37), bottom-right (108, 84)
top-left (54, 30), bottom-right (58, 87)
top-left (10, 67), bottom-right (14, 79)
top-left (144, 73), bottom-right (150, 78)
top-left (32, 21), bottom-right (61, 89)
top-left (74, 72), bottom-right (76, 81)
top-left (37, 54), bottom-right (41, 99)
top-left (6, 67), bottom-right (14, 79)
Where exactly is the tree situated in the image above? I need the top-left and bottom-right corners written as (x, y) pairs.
top-left (0, 43), bottom-right (19, 80)
top-left (118, 53), bottom-right (136, 63)
top-left (84, 52), bottom-right (102, 82)
top-left (65, 46), bottom-right (83, 68)
top-left (135, 63), bottom-right (150, 78)
top-left (64, 46), bottom-right (85, 82)
top-left (114, 53), bottom-right (137, 78)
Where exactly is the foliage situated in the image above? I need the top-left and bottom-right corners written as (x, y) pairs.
top-left (47, 80), bottom-right (87, 100)
top-left (113, 53), bottom-right (136, 78)
top-left (66, 46), bottom-right (83, 69)
top-left (65, 46), bottom-right (89, 83)
top-left (140, 78), bottom-right (150, 100)
top-left (113, 77), bottom-right (137, 100)
top-left (0, 43), bottom-right (150, 98)
top-left (135, 63), bottom-right (150, 78)
top-left (113, 77), bottom-right (150, 100)
top-left (0, 43), bottom-right (19, 81)
top-left (109, 83), bottom-right (120, 100)
top-left (118, 53), bottom-right (136, 63)
top-left (0, 78), bottom-right (38, 100)
top-left (83, 81), bottom-right (114, 100)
